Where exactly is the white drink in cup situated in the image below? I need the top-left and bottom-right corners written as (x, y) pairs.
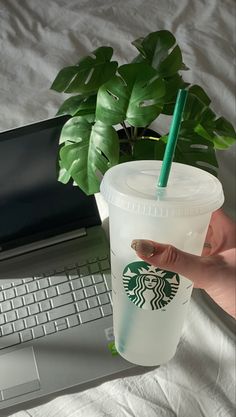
top-left (100, 160), bottom-right (224, 366)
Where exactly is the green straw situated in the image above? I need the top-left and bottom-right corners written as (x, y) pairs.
top-left (158, 89), bottom-right (188, 188)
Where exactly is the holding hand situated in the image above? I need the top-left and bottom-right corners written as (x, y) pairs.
top-left (131, 209), bottom-right (236, 318)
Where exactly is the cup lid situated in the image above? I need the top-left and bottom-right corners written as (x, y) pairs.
top-left (100, 161), bottom-right (224, 217)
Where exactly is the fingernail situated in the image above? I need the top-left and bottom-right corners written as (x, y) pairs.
top-left (131, 240), bottom-right (156, 258)
top-left (203, 242), bottom-right (212, 248)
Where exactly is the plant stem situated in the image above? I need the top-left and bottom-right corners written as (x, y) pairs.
top-left (121, 122), bottom-right (130, 139)
top-left (129, 125), bottom-right (133, 139)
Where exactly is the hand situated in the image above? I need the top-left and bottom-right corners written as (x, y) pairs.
top-left (131, 209), bottom-right (236, 318)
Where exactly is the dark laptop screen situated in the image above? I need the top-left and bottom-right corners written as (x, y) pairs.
top-left (0, 116), bottom-right (101, 252)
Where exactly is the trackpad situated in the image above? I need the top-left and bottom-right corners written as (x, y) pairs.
top-left (0, 346), bottom-right (40, 401)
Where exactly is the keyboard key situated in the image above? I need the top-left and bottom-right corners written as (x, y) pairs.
top-left (2, 323), bottom-right (13, 335)
top-left (0, 314), bottom-right (5, 326)
top-left (51, 293), bottom-right (73, 308)
top-left (95, 283), bottom-right (106, 294)
top-left (84, 286), bottom-right (96, 298)
top-left (88, 296), bottom-right (99, 308)
top-left (37, 312), bottom-right (48, 324)
top-left (1, 283), bottom-right (12, 290)
top-left (12, 297), bottom-right (24, 309)
top-left (46, 286), bottom-right (57, 298)
top-left (98, 293), bottom-right (110, 305)
top-left (40, 300), bottom-right (51, 312)
top-left (27, 281), bottom-right (38, 293)
top-left (21, 329), bottom-right (33, 342)
top-left (29, 303), bottom-right (40, 315)
top-left (23, 293), bottom-right (34, 305)
top-left (49, 275), bottom-right (68, 286)
top-left (73, 289), bottom-right (85, 301)
top-left (17, 307), bottom-right (28, 319)
top-left (79, 307), bottom-right (102, 323)
top-left (44, 322), bottom-right (56, 335)
top-left (70, 279), bottom-right (82, 290)
top-left (0, 292), bottom-right (4, 302)
top-left (34, 275), bottom-right (44, 280)
top-left (55, 318), bottom-right (68, 331)
top-left (15, 286), bottom-right (27, 296)
top-left (0, 333), bottom-right (20, 349)
top-left (25, 316), bottom-right (36, 328)
top-left (14, 320), bottom-right (25, 332)
top-left (92, 273), bottom-right (104, 284)
top-left (5, 310), bottom-right (17, 322)
top-left (1, 300), bottom-right (12, 313)
top-left (67, 314), bottom-right (80, 327)
top-left (103, 272), bottom-right (112, 290)
top-left (23, 278), bottom-right (33, 283)
top-left (76, 300), bottom-right (87, 311)
top-left (79, 265), bottom-right (90, 277)
top-left (38, 278), bottom-right (50, 289)
top-left (35, 290), bottom-right (46, 302)
top-left (48, 304), bottom-right (76, 321)
top-left (67, 269), bottom-right (79, 279)
top-left (32, 325), bottom-right (45, 339)
top-left (57, 282), bottom-right (71, 294)
top-left (101, 304), bottom-right (112, 316)
top-left (89, 263), bottom-right (100, 274)
top-left (81, 277), bottom-right (93, 287)
top-left (4, 288), bottom-right (15, 300)
top-left (100, 259), bottom-right (110, 270)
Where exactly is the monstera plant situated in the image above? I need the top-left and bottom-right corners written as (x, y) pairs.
top-left (51, 30), bottom-right (236, 195)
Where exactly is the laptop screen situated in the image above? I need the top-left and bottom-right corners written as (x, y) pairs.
top-left (0, 116), bottom-right (101, 253)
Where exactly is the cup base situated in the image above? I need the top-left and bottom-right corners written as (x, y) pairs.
top-left (116, 343), bottom-right (177, 367)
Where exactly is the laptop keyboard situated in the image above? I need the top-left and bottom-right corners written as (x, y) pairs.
top-left (0, 255), bottom-right (112, 350)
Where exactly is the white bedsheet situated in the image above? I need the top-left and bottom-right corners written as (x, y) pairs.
top-left (0, 1), bottom-right (235, 416)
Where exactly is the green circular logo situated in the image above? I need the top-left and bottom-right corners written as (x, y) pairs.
top-left (123, 261), bottom-right (180, 310)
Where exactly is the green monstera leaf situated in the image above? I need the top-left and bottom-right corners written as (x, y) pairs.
top-left (58, 160), bottom-right (71, 184)
top-left (58, 117), bottom-right (119, 195)
top-left (96, 63), bottom-right (165, 127)
top-left (50, 47), bottom-right (118, 95)
top-left (57, 95), bottom-right (97, 122)
top-left (133, 137), bottom-right (166, 161)
top-left (194, 117), bottom-right (236, 150)
top-left (56, 95), bottom-right (85, 116)
top-left (59, 116), bottom-right (90, 144)
top-left (132, 30), bottom-right (187, 76)
top-left (160, 127), bottom-right (218, 176)
top-left (182, 86), bottom-right (236, 150)
top-left (162, 74), bottom-right (189, 115)
top-left (175, 133), bottom-right (218, 176)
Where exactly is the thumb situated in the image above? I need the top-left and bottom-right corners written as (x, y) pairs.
top-left (131, 239), bottom-right (213, 290)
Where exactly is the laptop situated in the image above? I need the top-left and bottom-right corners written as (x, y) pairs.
top-left (0, 116), bottom-right (135, 416)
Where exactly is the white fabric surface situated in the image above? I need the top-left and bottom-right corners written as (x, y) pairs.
top-left (0, 0), bottom-right (235, 416)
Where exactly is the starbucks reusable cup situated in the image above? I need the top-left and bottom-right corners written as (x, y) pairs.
top-left (100, 160), bottom-right (224, 366)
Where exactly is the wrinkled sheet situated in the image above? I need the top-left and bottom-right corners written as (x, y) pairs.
top-left (0, 0), bottom-right (235, 416)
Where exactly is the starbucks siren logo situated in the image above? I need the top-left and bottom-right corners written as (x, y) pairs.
top-left (123, 261), bottom-right (180, 310)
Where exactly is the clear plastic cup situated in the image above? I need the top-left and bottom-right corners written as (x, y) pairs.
top-left (100, 161), bottom-right (224, 366)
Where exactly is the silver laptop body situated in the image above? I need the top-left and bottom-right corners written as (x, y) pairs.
top-left (0, 116), bottom-right (134, 416)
